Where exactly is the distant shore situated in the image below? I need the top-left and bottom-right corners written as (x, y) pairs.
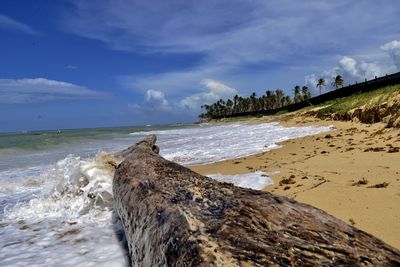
top-left (191, 114), bottom-right (400, 249)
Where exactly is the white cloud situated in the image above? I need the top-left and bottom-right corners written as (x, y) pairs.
top-left (120, 67), bottom-right (216, 96)
top-left (127, 103), bottom-right (140, 109)
top-left (179, 79), bottom-right (238, 110)
top-left (338, 56), bottom-right (384, 81)
top-left (64, 1), bottom-right (399, 66)
top-left (144, 89), bottom-right (170, 110)
top-left (65, 64), bottom-right (78, 70)
top-left (0, 78), bottom-right (109, 104)
top-left (338, 56), bottom-right (358, 77)
top-left (0, 14), bottom-right (40, 35)
top-left (201, 79), bottom-right (237, 96)
top-left (128, 79), bottom-right (237, 114)
top-left (381, 40), bottom-right (400, 70)
top-left (305, 40), bottom-right (400, 91)
top-left (305, 57), bottom-right (384, 91)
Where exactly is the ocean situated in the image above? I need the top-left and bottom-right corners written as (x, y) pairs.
top-left (0, 122), bottom-right (331, 266)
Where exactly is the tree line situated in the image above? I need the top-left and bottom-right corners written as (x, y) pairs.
top-left (199, 75), bottom-right (344, 119)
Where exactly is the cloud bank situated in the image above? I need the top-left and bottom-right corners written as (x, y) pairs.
top-left (66, 0), bottom-right (400, 98)
top-left (0, 78), bottom-right (109, 104)
top-left (64, 1), bottom-right (399, 65)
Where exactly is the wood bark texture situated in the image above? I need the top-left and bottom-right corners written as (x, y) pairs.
top-left (113, 135), bottom-right (400, 266)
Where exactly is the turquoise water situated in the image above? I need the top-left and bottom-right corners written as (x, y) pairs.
top-left (0, 124), bottom-right (196, 171)
top-left (0, 124), bottom-right (193, 154)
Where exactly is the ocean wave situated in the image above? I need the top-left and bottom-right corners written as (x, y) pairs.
top-left (157, 122), bottom-right (332, 165)
top-left (6, 152), bottom-right (120, 220)
top-left (1, 152), bottom-right (127, 267)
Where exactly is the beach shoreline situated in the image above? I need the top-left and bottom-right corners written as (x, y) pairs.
top-left (191, 114), bottom-right (400, 249)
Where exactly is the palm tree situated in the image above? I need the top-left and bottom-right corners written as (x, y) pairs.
top-left (238, 96), bottom-right (244, 113)
top-left (293, 85), bottom-right (302, 103)
top-left (265, 90), bottom-right (273, 109)
top-left (332, 75), bottom-right (344, 89)
top-left (226, 99), bottom-right (233, 115)
top-left (316, 78), bottom-right (325, 95)
top-left (250, 92), bottom-right (257, 111)
top-left (302, 86), bottom-right (311, 100)
top-left (200, 88), bottom-right (295, 119)
top-left (233, 94), bottom-right (239, 112)
top-left (284, 96), bottom-right (292, 106)
top-left (275, 89), bottom-right (284, 108)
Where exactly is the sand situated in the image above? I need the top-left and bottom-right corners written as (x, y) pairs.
top-left (191, 114), bottom-right (400, 249)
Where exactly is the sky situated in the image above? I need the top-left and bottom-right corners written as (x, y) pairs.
top-left (0, 0), bottom-right (399, 132)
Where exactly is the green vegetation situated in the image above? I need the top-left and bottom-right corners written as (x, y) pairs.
top-left (316, 78), bottom-right (326, 95)
top-left (199, 74), bottom-right (348, 120)
top-left (275, 109), bottom-right (289, 115)
top-left (207, 115), bottom-right (256, 123)
top-left (199, 86), bottom-right (311, 119)
top-left (206, 83), bottom-right (399, 123)
top-left (304, 84), bottom-right (400, 116)
top-left (331, 75), bottom-right (344, 89)
top-left (199, 73), bottom-right (400, 121)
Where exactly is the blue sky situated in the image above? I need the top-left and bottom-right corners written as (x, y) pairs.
top-left (0, 0), bottom-right (399, 132)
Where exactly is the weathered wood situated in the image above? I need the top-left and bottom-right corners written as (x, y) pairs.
top-left (113, 135), bottom-right (400, 266)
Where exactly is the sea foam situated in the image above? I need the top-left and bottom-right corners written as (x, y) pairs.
top-left (1, 152), bottom-right (127, 267)
top-left (132, 122), bottom-right (332, 165)
top-left (207, 171), bottom-right (276, 190)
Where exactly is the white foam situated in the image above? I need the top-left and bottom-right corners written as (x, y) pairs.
top-left (140, 122), bottom-right (332, 165)
top-left (207, 171), bottom-right (275, 190)
top-left (1, 153), bottom-right (128, 267)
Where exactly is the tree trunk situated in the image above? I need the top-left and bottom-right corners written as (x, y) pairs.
top-left (113, 135), bottom-right (400, 266)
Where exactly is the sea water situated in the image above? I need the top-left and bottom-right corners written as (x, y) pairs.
top-left (0, 122), bottom-right (331, 266)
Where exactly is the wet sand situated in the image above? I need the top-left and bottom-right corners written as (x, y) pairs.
top-left (191, 115), bottom-right (400, 249)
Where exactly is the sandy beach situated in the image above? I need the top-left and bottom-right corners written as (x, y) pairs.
top-left (191, 115), bottom-right (400, 249)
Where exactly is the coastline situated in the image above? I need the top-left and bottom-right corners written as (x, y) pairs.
top-left (191, 115), bottom-right (400, 249)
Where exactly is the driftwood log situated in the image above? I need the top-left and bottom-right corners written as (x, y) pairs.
top-left (113, 135), bottom-right (400, 266)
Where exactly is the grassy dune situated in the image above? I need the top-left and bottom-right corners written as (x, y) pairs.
top-left (303, 84), bottom-right (400, 116)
